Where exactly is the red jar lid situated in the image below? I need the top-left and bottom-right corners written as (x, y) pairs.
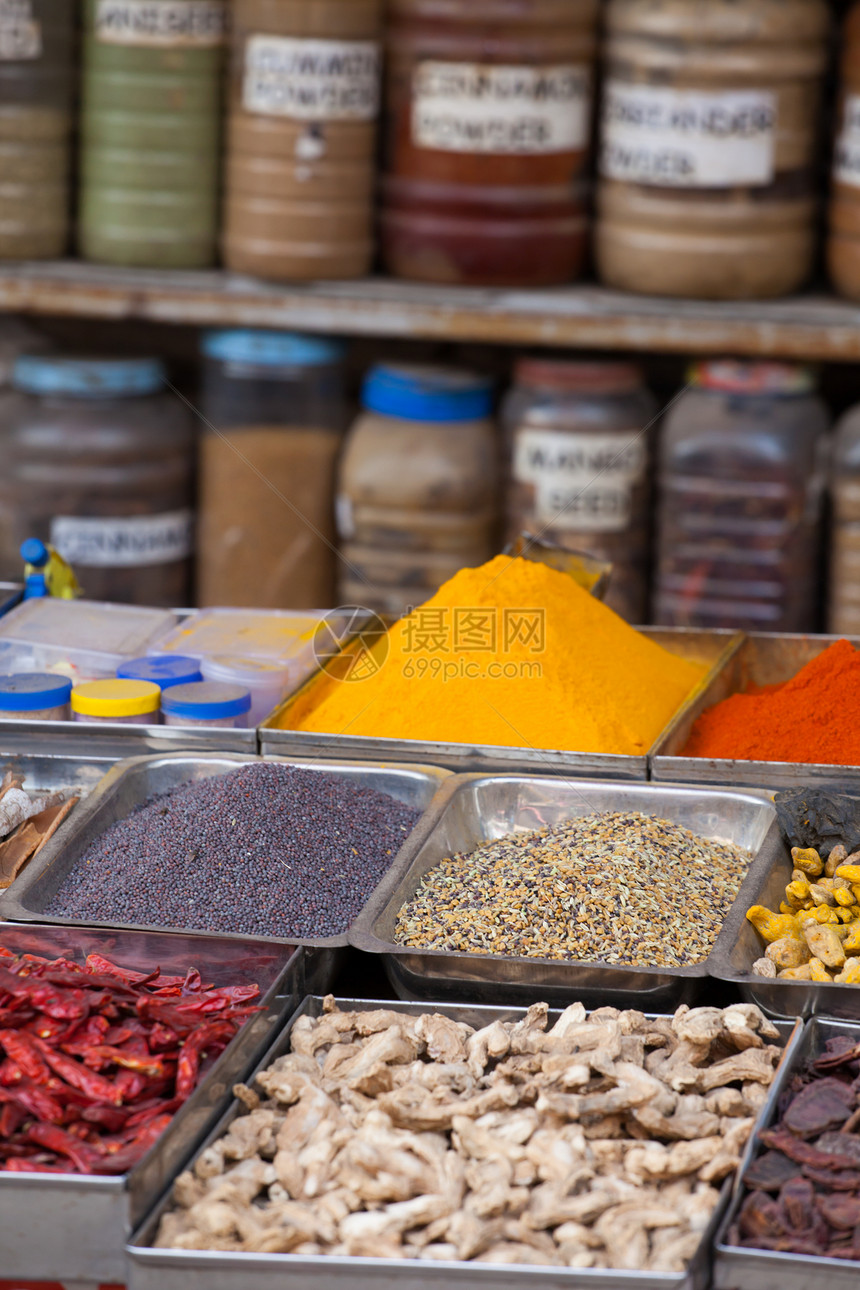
top-left (689, 361), bottom-right (815, 395)
top-left (514, 358), bottom-right (642, 395)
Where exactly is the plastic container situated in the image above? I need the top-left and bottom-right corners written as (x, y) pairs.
top-left (0, 356), bottom-right (195, 607)
top-left (828, 404), bottom-right (860, 634)
top-left (160, 681), bottom-right (252, 729)
top-left (199, 655), bottom-right (294, 725)
top-left (198, 331), bottom-right (347, 610)
top-left (116, 655), bottom-right (203, 692)
top-left (829, 3), bottom-right (860, 299)
top-left (0, 598), bottom-right (177, 683)
top-left (336, 364), bottom-right (498, 614)
top-left (71, 678), bottom-right (161, 725)
top-left (502, 359), bottom-right (656, 623)
top-left (0, 672), bottom-right (71, 721)
top-left (78, 0), bottom-right (226, 267)
top-left (224, 0), bottom-right (382, 280)
top-left (596, 0), bottom-right (830, 299)
top-left (382, 0), bottom-right (598, 286)
top-left (0, 0), bottom-right (75, 259)
top-left (654, 362), bottom-right (831, 632)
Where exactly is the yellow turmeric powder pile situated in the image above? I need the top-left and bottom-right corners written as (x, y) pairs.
top-left (284, 555), bottom-right (706, 754)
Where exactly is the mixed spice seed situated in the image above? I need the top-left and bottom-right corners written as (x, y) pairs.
top-left (395, 812), bottom-right (751, 967)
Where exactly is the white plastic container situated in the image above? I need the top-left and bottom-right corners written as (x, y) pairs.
top-left (199, 655), bottom-right (294, 725)
top-left (0, 673), bottom-right (72, 721)
top-left (71, 678), bottom-right (161, 725)
top-left (160, 681), bottom-right (252, 729)
top-left (0, 599), bottom-right (176, 682)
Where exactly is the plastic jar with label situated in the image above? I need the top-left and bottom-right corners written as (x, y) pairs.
top-left (198, 330), bottom-right (347, 610)
top-left (337, 365), bottom-right (498, 615)
top-left (116, 654), bottom-right (203, 691)
top-left (654, 363), bottom-right (830, 632)
top-left (78, 0), bottom-right (227, 268)
top-left (0, 356), bottom-right (195, 607)
top-left (828, 405), bottom-right (860, 634)
top-left (71, 678), bottom-right (161, 724)
top-left (829, 4), bottom-right (860, 299)
top-left (0, 0), bottom-right (74, 259)
top-left (382, 0), bottom-right (598, 286)
top-left (224, 0), bottom-right (382, 280)
top-left (502, 360), bottom-right (655, 623)
top-left (595, 0), bottom-right (830, 299)
top-left (199, 656), bottom-right (294, 725)
top-left (160, 680), bottom-right (252, 728)
top-left (0, 673), bottom-right (71, 721)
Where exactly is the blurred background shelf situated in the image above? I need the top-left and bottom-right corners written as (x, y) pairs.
top-left (3, 261), bottom-right (860, 359)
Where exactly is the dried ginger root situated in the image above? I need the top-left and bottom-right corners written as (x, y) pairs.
top-left (155, 998), bottom-right (783, 1273)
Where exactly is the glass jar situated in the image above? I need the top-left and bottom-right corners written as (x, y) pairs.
top-left (828, 405), bottom-right (860, 634)
top-left (382, 0), bottom-right (598, 286)
top-left (337, 365), bottom-right (498, 614)
top-left (829, 3), bottom-right (860, 300)
top-left (198, 330), bottom-right (347, 610)
top-left (160, 680), bottom-right (252, 727)
top-left (224, 0), bottom-right (382, 280)
top-left (71, 678), bottom-right (161, 724)
top-left (596, 0), bottom-right (830, 299)
top-left (502, 359), bottom-right (655, 623)
top-left (0, 0), bottom-right (75, 259)
top-left (654, 362), bottom-right (830, 631)
top-left (78, 0), bottom-right (227, 268)
top-left (0, 673), bottom-right (71, 721)
top-left (0, 356), bottom-right (195, 607)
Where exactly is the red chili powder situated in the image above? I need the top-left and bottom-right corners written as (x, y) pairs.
top-left (683, 639), bottom-right (860, 765)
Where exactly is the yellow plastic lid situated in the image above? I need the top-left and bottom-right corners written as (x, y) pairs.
top-left (71, 678), bottom-right (161, 717)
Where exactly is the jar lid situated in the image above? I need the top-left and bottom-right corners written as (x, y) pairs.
top-left (514, 359), bottom-right (642, 394)
top-left (362, 364), bottom-right (493, 422)
top-left (160, 681), bottom-right (252, 720)
top-left (202, 329), bottom-right (345, 368)
top-left (116, 655), bottom-right (203, 690)
top-left (689, 361), bottom-right (815, 395)
top-left (0, 673), bottom-right (72, 711)
top-left (71, 679), bottom-right (161, 718)
top-left (13, 356), bottom-right (166, 398)
top-left (202, 655), bottom-right (294, 684)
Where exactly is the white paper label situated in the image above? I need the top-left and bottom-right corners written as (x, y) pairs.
top-left (0, 0), bottom-right (40, 59)
top-left (242, 36), bottom-right (380, 120)
top-left (513, 430), bottom-right (646, 532)
top-left (51, 511), bottom-right (194, 567)
top-left (600, 82), bottom-right (776, 188)
top-left (412, 61), bottom-right (590, 155)
top-left (836, 94), bottom-right (860, 188)
top-left (94, 0), bottom-right (226, 47)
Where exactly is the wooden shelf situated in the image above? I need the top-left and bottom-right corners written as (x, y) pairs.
top-left (1, 260), bottom-right (860, 359)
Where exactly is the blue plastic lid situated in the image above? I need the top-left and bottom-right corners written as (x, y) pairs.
top-left (116, 655), bottom-right (203, 691)
top-left (202, 329), bottom-right (345, 368)
top-left (0, 673), bottom-right (72, 711)
top-left (160, 681), bottom-right (252, 720)
top-left (13, 356), bottom-right (166, 398)
top-left (20, 538), bottom-right (49, 567)
top-left (362, 364), bottom-right (494, 422)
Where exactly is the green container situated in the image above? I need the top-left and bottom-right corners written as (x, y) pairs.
top-left (78, 0), bottom-right (227, 268)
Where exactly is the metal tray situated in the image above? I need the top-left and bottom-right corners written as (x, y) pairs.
top-left (0, 712), bottom-right (259, 758)
top-left (259, 627), bottom-right (743, 781)
top-left (0, 922), bottom-right (304, 1284)
top-left (127, 995), bottom-right (801, 1290)
top-left (708, 814), bottom-right (860, 1020)
top-left (713, 1016), bottom-right (860, 1290)
top-left (0, 752), bottom-right (452, 959)
top-left (652, 632), bottom-right (860, 789)
top-left (0, 746), bottom-right (116, 796)
top-left (349, 774), bottom-right (780, 1009)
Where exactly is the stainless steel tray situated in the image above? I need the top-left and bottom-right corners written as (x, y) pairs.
top-left (714, 1016), bottom-right (860, 1290)
top-left (0, 746), bottom-right (116, 796)
top-left (349, 774), bottom-right (780, 1009)
top-left (652, 632), bottom-right (860, 789)
top-left (708, 812), bottom-right (860, 1020)
top-left (0, 752), bottom-right (452, 956)
top-left (127, 995), bottom-right (801, 1290)
top-left (0, 713), bottom-right (259, 758)
top-left (260, 628), bottom-right (742, 782)
top-left (0, 922), bottom-right (304, 1284)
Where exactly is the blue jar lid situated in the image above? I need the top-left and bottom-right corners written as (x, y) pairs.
top-left (116, 655), bottom-right (203, 691)
top-left (13, 356), bottom-right (166, 398)
top-left (202, 329), bottom-right (345, 368)
top-left (362, 364), bottom-right (494, 422)
top-left (160, 681), bottom-right (252, 721)
top-left (0, 673), bottom-right (72, 712)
